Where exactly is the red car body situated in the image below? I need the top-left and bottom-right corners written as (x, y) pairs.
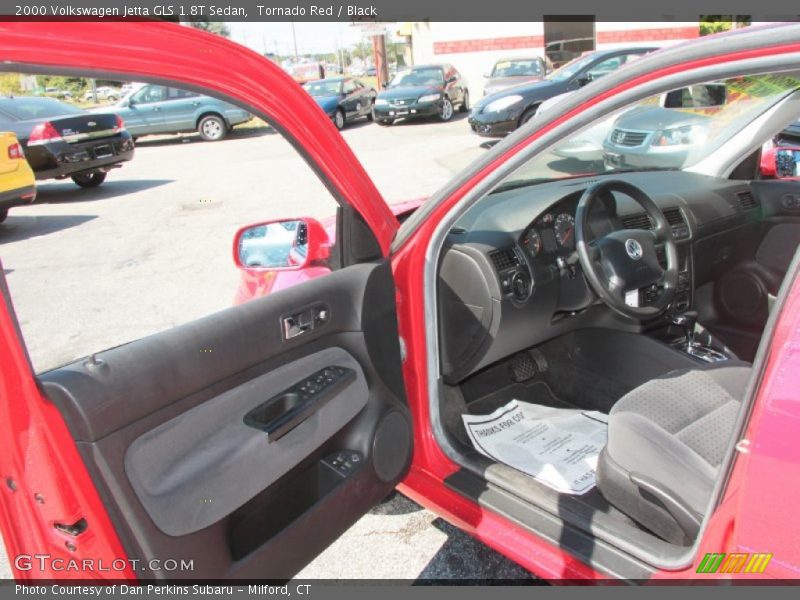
top-left (1, 22), bottom-right (800, 582)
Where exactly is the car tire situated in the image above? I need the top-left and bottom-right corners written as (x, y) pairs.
top-left (519, 105), bottom-right (538, 127)
top-left (198, 114), bottom-right (227, 141)
top-left (0, 208), bottom-right (8, 223)
top-left (377, 118), bottom-right (394, 126)
top-left (334, 109), bottom-right (345, 130)
top-left (71, 172), bottom-right (107, 188)
top-left (366, 102), bottom-right (375, 121)
top-left (459, 90), bottom-right (470, 113)
top-left (438, 96), bottom-right (454, 122)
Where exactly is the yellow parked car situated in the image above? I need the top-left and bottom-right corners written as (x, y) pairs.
top-left (0, 131), bottom-right (36, 223)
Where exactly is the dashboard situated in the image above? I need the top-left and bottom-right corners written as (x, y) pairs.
top-left (437, 171), bottom-right (763, 384)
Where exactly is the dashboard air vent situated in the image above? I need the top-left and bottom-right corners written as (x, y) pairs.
top-left (737, 190), bottom-right (759, 211)
top-left (489, 247), bottom-right (520, 272)
top-left (621, 213), bottom-right (653, 230)
top-left (663, 207), bottom-right (686, 226)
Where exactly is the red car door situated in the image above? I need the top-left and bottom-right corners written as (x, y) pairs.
top-left (0, 22), bottom-right (409, 580)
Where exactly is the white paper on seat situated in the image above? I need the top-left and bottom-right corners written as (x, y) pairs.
top-left (462, 400), bottom-right (608, 495)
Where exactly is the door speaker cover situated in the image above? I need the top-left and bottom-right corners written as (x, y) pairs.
top-left (372, 410), bottom-right (412, 483)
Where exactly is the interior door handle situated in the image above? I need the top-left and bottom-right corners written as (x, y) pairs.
top-left (282, 305), bottom-right (329, 340)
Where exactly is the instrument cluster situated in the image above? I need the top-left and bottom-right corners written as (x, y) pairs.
top-left (520, 211), bottom-right (576, 259)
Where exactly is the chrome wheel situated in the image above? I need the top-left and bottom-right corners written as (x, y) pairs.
top-left (439, 97), bottom-right (454, 121)
top-left (198, 115), bottom-right (226, 141)
top-left (335, 110), bottom-right (345, 130)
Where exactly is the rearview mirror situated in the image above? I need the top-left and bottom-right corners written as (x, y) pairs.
top-left (233, 218), bottom-right (330, 270)
top-left (663, 84), bottom-right (727, 109)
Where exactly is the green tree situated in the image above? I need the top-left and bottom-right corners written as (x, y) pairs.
top-left (351, 41), bottom-right (372, 61)
top-left (186, 19), bottom-right (231, 38)
top-left (700, 15), bottom-right (751, 36)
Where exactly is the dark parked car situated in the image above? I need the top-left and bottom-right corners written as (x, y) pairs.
top-left (779, 119), bottom-right (800, 144)
top-left (482, 56), bottom-right (548, 97)
top-left (372, 64), bottom-right (469, 125)
top-left (468, 47), bottom-right (657, 138)
top-left (0, 96), bottom-right (133, 187)
top-left (303, 77), bottom-right (376, 130)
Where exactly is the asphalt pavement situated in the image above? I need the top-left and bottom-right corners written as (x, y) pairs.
top-left (0, 113), bottom-right (533, 581)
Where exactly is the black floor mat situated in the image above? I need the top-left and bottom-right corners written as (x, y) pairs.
top-left (467, 380), bottom-right (576, 415)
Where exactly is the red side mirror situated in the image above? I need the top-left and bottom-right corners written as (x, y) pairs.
top-left (232, 217), bottom-right (330, 271)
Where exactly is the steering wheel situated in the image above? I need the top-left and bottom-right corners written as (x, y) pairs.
top-left (575, 180), bottom-right (679, 319)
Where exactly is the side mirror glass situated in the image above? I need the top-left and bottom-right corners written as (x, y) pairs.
top-left (576, 73), bottom-right (593, 86)
top-left (233, 218), bottom-right (329, 270)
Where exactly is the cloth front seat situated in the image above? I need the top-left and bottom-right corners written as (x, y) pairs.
top-left (596, 364), bottom-right (751, 545)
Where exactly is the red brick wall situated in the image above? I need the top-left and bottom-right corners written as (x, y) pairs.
top-left (433, 35), bottom-right (545, 55)
top-left (432, 26), bottom-right (699, 55)
top-left (596, 26), bottom-right (699, 43)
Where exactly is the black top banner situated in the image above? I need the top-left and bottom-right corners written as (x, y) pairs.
top-left (1, 0), bottom-right (800, 22)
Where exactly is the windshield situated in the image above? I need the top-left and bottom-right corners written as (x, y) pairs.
top-left (492, 60), bottom-right (543, 78)
top-left (499, 74), bottom-right (800, 188)
top-left (545, 53), bottom-right (598, 82)
top-left (389, 67), bottom-right (444, 87)
top-left (304, 80), bottom-right (342, 97)
top-left (0, 97), bottom-right (83, 120)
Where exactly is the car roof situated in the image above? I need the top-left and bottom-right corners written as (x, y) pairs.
top-left (404, 64), bottom-right (446, 70)
top-left (494, 56), bottom-right (545, 62)
top-left (584, 47), bottom-right (659, 58)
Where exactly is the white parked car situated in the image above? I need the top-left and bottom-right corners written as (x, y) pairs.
top-left (82, 86), bottom-right (120, 102)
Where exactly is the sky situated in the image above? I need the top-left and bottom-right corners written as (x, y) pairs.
top-left (227, 22), bottom-right (376, 57)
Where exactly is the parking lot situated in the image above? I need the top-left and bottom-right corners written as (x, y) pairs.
top-left (0, 113), bottom-right (532, 580)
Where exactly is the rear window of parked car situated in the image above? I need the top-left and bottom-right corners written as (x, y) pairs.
top-left (0, 98), bottom-right (83, 120)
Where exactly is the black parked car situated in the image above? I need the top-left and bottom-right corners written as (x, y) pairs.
top-left (0, 96), bottom-right (133, 187)
top-left (372, 64), bottom-right (469, 125)
top-left (778, 119), bottom-right (800, 144)
top-left (468, 47), bottom-right (657, 138)
top-left (303, 77), bottom-right (376, 130)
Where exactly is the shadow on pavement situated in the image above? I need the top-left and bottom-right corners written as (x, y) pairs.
top-left (35, 179), bottom-right (173, 204)
top-left (0, 214), bottom-right (97, 244)
top-left (383, 112), bottom-right (470, 128)
top-left (368, 491), bottom-right (425, 516)
top-left (415, 518), bottom-right (537, 582)
top-left (134, 126), bottom-right (276, 147)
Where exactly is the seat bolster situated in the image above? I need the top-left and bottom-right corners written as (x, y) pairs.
top-left (606, 412), bottom-right (717, 517)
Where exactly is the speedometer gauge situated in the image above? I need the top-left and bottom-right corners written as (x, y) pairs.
top-left (554, 213), bottom-right (575, 249)
top-left (522, 229), bottom-right (542, 257)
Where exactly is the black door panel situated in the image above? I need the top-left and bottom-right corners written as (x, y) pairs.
top-left (695, 181), bottom-right (800, 359)
top-left (39, 261), bottom-right (411, 579)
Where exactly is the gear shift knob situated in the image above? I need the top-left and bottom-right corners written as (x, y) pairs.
top-left (672, 310), bottom-right (698, 346)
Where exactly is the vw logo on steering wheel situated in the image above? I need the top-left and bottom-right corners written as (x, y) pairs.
top-left (625, 238), bottom-right (643, 260)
